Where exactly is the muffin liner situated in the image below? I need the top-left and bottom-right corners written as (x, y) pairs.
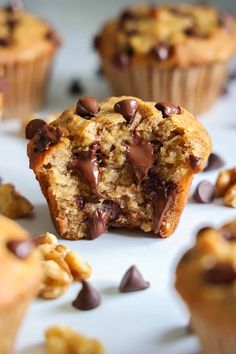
top-left (192, 314), bottom-right (236, 354)
top-left (2, 51), bottom-right (55, 119)
top-left (102, 59), bottom-right (228, 115)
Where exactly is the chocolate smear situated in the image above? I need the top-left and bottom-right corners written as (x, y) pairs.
top-left (68, 144), bottom-right (103, 198)
top-left (25, 119), bottom-right (47, 140)
top-left (6, 239), bottom-right (35, 259)
top-left (127, 132), bottom-right (153, 184)
top-left (72, 281), bottom-right (101, 310)
top-left (119, 265), bottom-right (150, 292)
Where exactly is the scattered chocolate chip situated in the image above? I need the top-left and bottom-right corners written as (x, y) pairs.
top-left (189, 155), bottom-right (204, 171)
top-left (76, 96), bottom-right (99, 118)
top-left (6, 239), bottom-right (35, 259)
top-left (119, 265), bottom-right (150, 292)
top-left (205, 262), bottom-right (236, 285)
top-left (86, 208), bottom-right (110, 240)
top-left (45, 29), bottom-right (61, 46)
top-left (36, 125), bottom-right (62, 153)
top-left (193, 180), bottom-right (215, 203)
top-left (0, 37), bottom-right (12, 46)
top-left (151, 42), bottom-right (173, 61)
top-left (72, 281), bottom-right (101, 310)
top-left (113, 51), bottom-right (130, 68)
top-left (142, 171), bottom-right (176, 235)
top-left (114, 99), bottom-right (138, 123)
top-left (68, 143), bottom-right (103, 198)
top-left (203, 153), bottom-right (225, 172)
top-left (155, 101), bottom-right (181, 118)
top-left (68, 79), bottom-right (84, 96)
top-left (127, 132), bottom-right (153, 184)
top-left (25, 119), bottom-right (47, 140)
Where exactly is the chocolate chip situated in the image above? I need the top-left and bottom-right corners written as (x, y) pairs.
top-left (45, 30), bottom-right (61, 46)
top-left (72, 281), bottom-right (101, 310)
top-left (114, 99), bottom-right (138, 123)
top-left (205, 262), bottom-right (236, 285)
top-left (142, 171), bottom-right (176, 235)
top-left (203, 153), bottom-right (225, 172)
top-left (0, 37), bottom-right (12, 46)
top-left (193, 180), bottom-right (215, 203)
top-left (127, 132), bottom-right (153, 184)
top-left (76, 96), bottom-right (99, 118)
top-left (189, 155), bottom-right (203, 171)
top-left (36, 125), bottom-right (62, 153)
top-left (151, 42), bottom-right (173, 61)
top-left (68, 143), bottom-right (103, 198)
top-left (6, 239), bottom-right (35, 259)
top-left (103, 200), bottom-right (122, 221)
top-left (119, 265), bottom-right (150, 292)
top-left (155, 101), bottom-right (181, 118)
top-left (86, 209), bottom-right (110, 240)
top-left (113, 51), bottom-right (130, 68)
top-left (25, 119), bottom-right (47, 140)
top-left (68, 79), bottom-right (84, 96)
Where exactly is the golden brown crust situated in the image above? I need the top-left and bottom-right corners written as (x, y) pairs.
top-left (27, 96), bottom-right (211, 240)
top-left (96, 4), bottom-right (236, 69)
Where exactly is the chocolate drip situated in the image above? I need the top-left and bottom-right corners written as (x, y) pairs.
top-left (142, 171), bottom-right (176, 235)
top-left (69, 144), bottom-right (103, 198)
top-left (127, 132), bottom-right (153, 184)
top-left (87, 201), bottom-right (121, 240)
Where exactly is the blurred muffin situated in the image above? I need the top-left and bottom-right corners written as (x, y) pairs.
top-left (0, 68), bottom-right (6, 119)
top-left (0, 4), bottom-right (60, 119)
top-left (95, 3), bottom-right (236, 114)
top-left (175, 220), bottom-right (236, 354)
top-left (0, 215), bottom-right (42, 354)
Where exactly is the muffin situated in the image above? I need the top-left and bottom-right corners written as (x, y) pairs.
top-left (95, 3), bottom-right (236, 114)
top-left (27, 96), bottom-right (211, 240)
top-left (0, 215), bottom-right (42, 354)
top-left (0, 4), bottom-right (60, 119)
top-left (175, 220), bottom-right (236, 354)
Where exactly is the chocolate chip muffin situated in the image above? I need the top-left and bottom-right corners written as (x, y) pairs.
top-left (0, 215), bottom-right (42, 354)
top-left (95, 3), bottom-right (236, 114)
top-left (27, 96), bottom-right (211, 240)
top-left (175, 220), bottom-right (236, 354)
top-left (0, 3), bottom-right (60, 119)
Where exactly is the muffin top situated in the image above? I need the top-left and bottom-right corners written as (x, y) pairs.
top-left (175, 220), bottom-right (236, 337)
top-left (95, 3), bottom-right (236, 68)
top-left (0, 5), bottom-right (60, 63)
top-left (0, 215), bottom-right (42, 305)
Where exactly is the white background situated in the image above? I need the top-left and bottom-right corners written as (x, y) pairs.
top-left (0, 1), bottom-right (236, 353)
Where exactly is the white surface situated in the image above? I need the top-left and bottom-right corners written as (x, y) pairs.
top-left (0, 1), bottom-right (236, 353)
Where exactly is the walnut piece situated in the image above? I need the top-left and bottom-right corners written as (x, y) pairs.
top-left (215, 167), bottom-right (236, 207)
top-left (36, 233), bottom-right (92, 299)
top-left (45, 326), bottom-right (104, 354)
top-left (0, 183), bottom-right (33, 219)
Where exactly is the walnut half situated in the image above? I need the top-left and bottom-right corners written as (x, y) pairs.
top-left (36, 233), bottom-right (92, 299)
top-left (45, 326), bottom-right (104, 354)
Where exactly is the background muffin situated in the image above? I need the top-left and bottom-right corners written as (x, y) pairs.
top-left (95, 3), bottom-right (236, 115)
top-left (0, 215), bottom-right (42, 354)
top-left (0, 4), bottom-right (60, 119)
top-left (175, 221), bottom-right (236, 354)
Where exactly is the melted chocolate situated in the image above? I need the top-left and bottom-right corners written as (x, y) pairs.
top-left (127, 132), bottom-right (153, 184)
top-left (35, 125), bottom-right (62, 153)
top-left (69, 144), bottom-right (103, 198)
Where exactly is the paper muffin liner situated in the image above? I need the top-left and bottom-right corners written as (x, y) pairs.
top-left (102, 59), bottom-right (228, 115)
top-left (2, 51), bottom-right (55, 119)
top-left (191, 314), bottom-right (236, 354)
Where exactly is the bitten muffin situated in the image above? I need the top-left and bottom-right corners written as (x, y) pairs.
top-left (0, 215), bottom-right (42, 354)
top-left (95, 3), bottom-right (236, 114)
top-left (0, 4), bottom-right (60, 119)
top-left (175, 220), bottom-right (236, 354)
top-left (27, 96), bottom-right (211, 240)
